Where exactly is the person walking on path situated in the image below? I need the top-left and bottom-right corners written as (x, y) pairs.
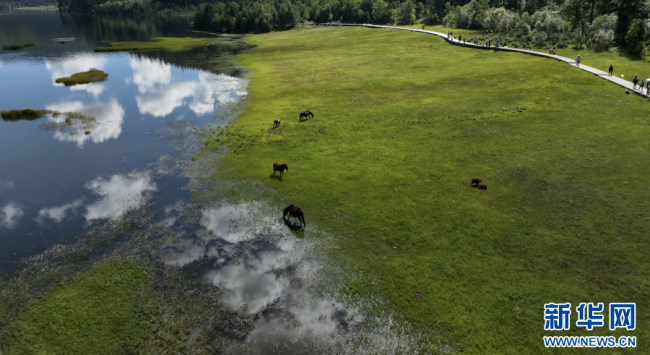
top-left (609, 65), bottom-right (614, 76)
top-left (640, 79), bottom-right (645, 91)
top-left (633, 76), bottom-right (639, 89)
top-left (646, 80), bottom-right (650, 95)
top-left (575, 54), bottom-right (581, 66)
top-left (459, 34), bottom-right (462, 42)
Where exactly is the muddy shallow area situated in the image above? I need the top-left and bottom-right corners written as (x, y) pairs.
top-left (0, 11), bottom-right (446, 354)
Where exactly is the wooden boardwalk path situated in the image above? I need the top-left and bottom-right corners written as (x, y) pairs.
top-left (321, 23), bottom-right (650, 98)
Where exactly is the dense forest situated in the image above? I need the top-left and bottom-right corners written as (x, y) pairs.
top-left (191, 0), bottom-right (650, 54)
top-left (56, 0), bottom-right (201, 13)
top-left (53, 0), bottom-right (650, 56)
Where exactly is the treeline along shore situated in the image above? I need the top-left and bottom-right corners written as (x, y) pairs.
top-left (56, 0), bottom-right (650, 56)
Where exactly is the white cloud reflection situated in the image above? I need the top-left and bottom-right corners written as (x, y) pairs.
top-left (200, 203), bottom-right (275, 243)
top-left (36, 198), bottom-right (84, 223)
top-left (45, 98), bottom-right (124, 147)
top-left (129, 57), bottom-right (171, 93)
top-left (1, 202), bottom-right (24, 229)
top-left (135, 70), bottom-right (247, 117)
top-left (0, 180), bottom-right (15, 194)
top-left (70, 83), bottom-right (105, 98)
top-left (203, 237), bottom-right (300, 314)
top-left (84, 174), bottom-right (157, 221)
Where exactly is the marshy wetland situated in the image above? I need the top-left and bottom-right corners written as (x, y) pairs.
top-left (0, 11), bottom-right (430, 355)
top-left (3, 9), bottom-right (650, 355)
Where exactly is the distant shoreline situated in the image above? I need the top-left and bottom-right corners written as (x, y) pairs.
top-left (6, 5), bottom-right (58, 11)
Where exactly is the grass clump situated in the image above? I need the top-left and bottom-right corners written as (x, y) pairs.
top-left (2, 43), bottom-right (34, 50)
top-left (55, 69), bottom-right (108, 86)
top-left (213, 26), bottom-right (650, 353)
top-left (2, 260), bottom-right (149, 354)
top-left (1, 108), bottom-right (45, 121)
top-left (94, 37), bottom-right (217, 52)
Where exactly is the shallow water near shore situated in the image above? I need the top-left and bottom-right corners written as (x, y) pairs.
top-left (0, 11), bottom-right (438, 354)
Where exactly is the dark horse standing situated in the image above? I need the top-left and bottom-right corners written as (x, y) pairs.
top-left (273, 118), bottom-right (280, 128)
top-left (283, 205), bottom-right (305, 226)
top-left (299, 110), bottom-right (314, 121)
top-left (273, 162), bottom-right (288, 176)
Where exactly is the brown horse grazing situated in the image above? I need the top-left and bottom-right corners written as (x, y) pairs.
top-left (283, 204), bottom-right (305, 226)
top-left (471, 179), bottom-right (487, 190)
top-left (273, 162), bottom-right (288, 176)
top-left (299, 110), bottom-right (314, 121)
top-left (273, 118), bottom-right (280, 128)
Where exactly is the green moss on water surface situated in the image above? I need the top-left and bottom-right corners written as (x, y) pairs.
top-left (2, 43), bottom-right (34, 50)
top-left (1, 108), bottom-right (44, 121)
top-left (3, 260), bottom-right (149, 354)
top-left (211, 26), bottom-right (650, 353)
top-left (55, 69), bottom-right (108, 86)
top-left (94, 37), bottom-right (217, 52)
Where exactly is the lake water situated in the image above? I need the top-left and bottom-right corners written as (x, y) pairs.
top-left (0, 11), bottom-right (250, 271)
top-left (0, 11), bottom-right (433, 354)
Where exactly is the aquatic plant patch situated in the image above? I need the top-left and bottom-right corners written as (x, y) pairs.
top-left (1, 108), bottom-right (45, 121)
top-left (2, 43), bottom-right (34, 50)
top-left (211, 26), bottom-right (650, 353)
top-left (94, 37), bottom-right (217, 52)
top-left (55, 69), bottom-right (108, 86)
top-left (38, 111), bottom-right (99, 135)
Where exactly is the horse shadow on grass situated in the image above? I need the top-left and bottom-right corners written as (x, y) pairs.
top-left (269, 173), bottom-right (283, 181)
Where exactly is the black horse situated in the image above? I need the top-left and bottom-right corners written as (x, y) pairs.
top-left (299, 110), bottom-right (314, 121)
top-left (283, 205), bottom-right (305, 226)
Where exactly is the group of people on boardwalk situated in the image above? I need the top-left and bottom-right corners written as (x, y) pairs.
top-left (633, 75), bottom-right (650, 94)
top-left (446, 31), bottom-right (492, 47)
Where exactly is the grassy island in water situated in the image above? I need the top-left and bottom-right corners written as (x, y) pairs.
top-left (55, 69), bottom-right (108, 86)
top-left (94, 37), bottom-right (217, 52)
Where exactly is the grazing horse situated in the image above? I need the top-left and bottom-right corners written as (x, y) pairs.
top-left (471, 179), bottom-right (487, 190)
top-left (273, 162), bottom-right (288, 176)
top-left (299, 110), bottom-right (314, 121)
top-left (273, 118), bottom-right (280, 128)
top-left (283, 205), bottom-right (305, 226)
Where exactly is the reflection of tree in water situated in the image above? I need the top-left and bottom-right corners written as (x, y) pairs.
top-left (131, 39), bottom-right (256, 76)
top-left (58, 13), bottom-right (256, 76)
top-left (59, 13), bottom-right (196, 42)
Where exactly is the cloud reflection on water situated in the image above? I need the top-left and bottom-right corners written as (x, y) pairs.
top-left (84, 174), bottom-right (156, 221)
top-left (133, 62), bottom-right (248, 117)
top-left (0, 180), bottom-right (15, 194)
top-left (0, 202), bottom-right (25, 229)
top-left (200, 203), bottom-right (275, 244)
top-left (45, 98), bottom-right (125, 147)
top-left (129, 57), bottom-right (171, 93)
top-left (36, 198), bottom-right (85, 223)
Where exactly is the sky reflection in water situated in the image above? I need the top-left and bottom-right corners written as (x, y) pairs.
top-left (0, 44), bottom-right (247, 264)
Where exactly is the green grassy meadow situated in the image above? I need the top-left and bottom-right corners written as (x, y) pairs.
top-left (2, 260), bottom-right (149, 354)
top-left (94, 37), bottom-right (216, 52)
top-left (210, 26), bottom-right (650, 353)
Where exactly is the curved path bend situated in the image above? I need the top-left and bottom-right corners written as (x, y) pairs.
top-left (322, 23), bottom-right (650, 98)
